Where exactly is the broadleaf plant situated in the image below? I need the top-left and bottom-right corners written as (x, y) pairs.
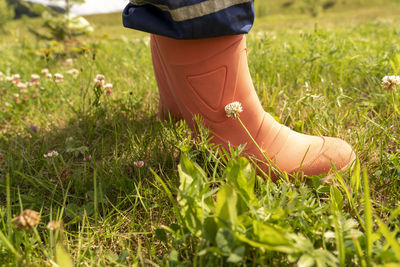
top-left (159, 153), bottom-right (400, 266)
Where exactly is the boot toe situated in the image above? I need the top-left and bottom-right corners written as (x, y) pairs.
top-left (301, 137), bottom-right (356, 176)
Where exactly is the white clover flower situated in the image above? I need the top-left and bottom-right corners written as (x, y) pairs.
top-left (40, 69), bottom-right (50, 75)
top-left (133, 161), bottom-right (145, 168)
top-left (95, 74), bottom-right (105, 81)
top-left (31, 74), bottom-right (40, 85)
top-left (17, 83), bottom-right (27, 89)
top-left (54, 73), bottom-right (64, 83)
top-left (104, 83), bottom-right (113, 90)
top-left (66, 68), bottom-right (79, 75)
top-left (11, 209), bottom-right (41, 230)
top-left (47, 220), bottom-right (61, 231)
top-left (95, 79), bottom-right (105, 87)
top-left (13, 93), bottom-right (20, 98)
top-left (225, 101), bottom-right (243, 118)
top-left (31, 74), bottom-right (40, 81)
top-left (65, 58), bottom-right (74, 66)
top-left (382, 75), bottom-right (400, 90)
top-left (12, 74), bottom-right (21, 84)
top-left (44, 150), bottom-right (59, 158)
top-left (94, 75), bottom-right (105, 88)
top-left (4, 102), bottom-right (12, 107)
top-left (104, 83), bottom-right (113, 96)
top-left (46, 73), bottom-right (52, 79)
top-left (6, 76), bottom-right (13, 82)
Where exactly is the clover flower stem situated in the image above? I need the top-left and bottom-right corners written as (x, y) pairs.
top-left (33, 227), bottom-right (50, 258)
top-left (236, 117), bottom-right (279, 176)
top-left (392, 91), bottom-right (399, 115)
top-left (51, 159), bottom-right (65, 198)
top-left (6, 173), bottom-right (11, 236)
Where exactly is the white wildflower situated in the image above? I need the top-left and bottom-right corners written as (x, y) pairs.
top-left (94, 74), bottom-right (105, 87)
top-left (65, 58), bottom-right (74, 66)
top-left (105, 83), bottom-right (113, 95)
top-left (46, 73), bottom-right (52, 79)
top-left (16, 83), bottom-right (27, 90)
top-left (31, 74), bottom-right (40, 85)
top-left (12, 74), bottom-right (21, 84)
top-left (382, 75), bottom-right (400, 90)
top-left (31, 74), bottom-right (40, 81)
top-left (12, 209), bottom-right (41, 230)
top-left (41, 68), bottom-right (50, 75)
top-left (133, 161), bottom-right (144, 168)
top-left (47, 220), bottom-right (61, 231)
top-left (44, 150), bottom-right (59, 158)
top-left (66, 68), bottom-right (79, 75)
top-left (95, 74), bottom-right (105, 81)
top-left (104, 83), bottom-right (112, 90)
top-left (54, 73), bottom-right (64, 83)
top-left (225, 101), bottom-right (243, 118)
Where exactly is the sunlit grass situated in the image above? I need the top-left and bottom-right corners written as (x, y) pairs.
top-left (0, 1), bottom-right (399, 265)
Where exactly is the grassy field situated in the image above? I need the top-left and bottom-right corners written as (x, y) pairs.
top-left (0, 1), bottom-right (400, 266)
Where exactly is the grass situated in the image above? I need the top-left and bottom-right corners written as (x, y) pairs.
top-left (0, 1), bottom-right (400, 265)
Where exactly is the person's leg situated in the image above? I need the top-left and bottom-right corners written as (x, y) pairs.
top-left (150, 34), bottom-right (355, 176)
top-left (123, 0), bottom-right (355, 176)
top-left (123, 0), bottom-right (255, 121)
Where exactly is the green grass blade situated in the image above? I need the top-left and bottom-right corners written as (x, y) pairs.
top-left (350, 158), bottom-right (361, 197)
top-left (6, 173), bottom-right (11, 237)
top-left (363, 169), bottom-right (373, 267)
top-left (330, 187), bottom-right (345, 267)
top-left (352, 235), bottom-right (367, 267)
top-left (376, 217), bottom-right (400, 261)
top-left (0, 230), bottom-right (21, 259)
top-left (150, 169), bottom-right (183, 224)
top-left (93, 169), bottom-right (98, 226)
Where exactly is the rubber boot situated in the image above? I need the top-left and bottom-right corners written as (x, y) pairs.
top-left (151, 37), bottom-right (183, 121)
top-left (151, 34), bottom-right (356, 177)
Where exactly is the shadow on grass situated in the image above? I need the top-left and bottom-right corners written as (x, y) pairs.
top-left (0, 103), bottom-right (185, 228)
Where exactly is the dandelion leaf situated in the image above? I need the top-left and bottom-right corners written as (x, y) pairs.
top-left (215, 185), bottom-right (238, 227)
top-left (215, 228), bottom-right (234, 255)
top-left (224, 157), bottom-right (256, 209)
top-left (177, 154), bottom-right (213, 235)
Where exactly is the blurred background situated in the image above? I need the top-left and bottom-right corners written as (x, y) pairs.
top-left (24, 0), bottom-right (128, 15)
top-left (3, 0), bottom-right (399, 18)
top-left (0, 0), bottom-right (396, 40)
